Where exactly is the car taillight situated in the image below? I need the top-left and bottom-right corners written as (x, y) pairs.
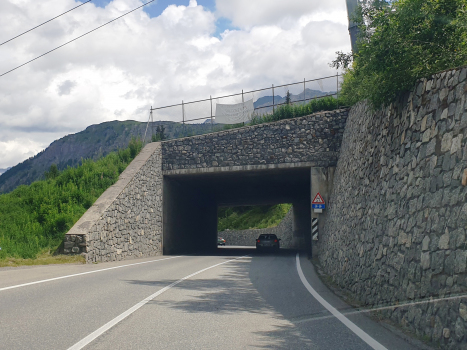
top-left (257, 239), bottom-right (260, 243)
top-left (274, 239), bottom-right (278, 243)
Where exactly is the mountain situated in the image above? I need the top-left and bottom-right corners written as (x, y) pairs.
top-left (0, 120), bottom-right (215, 194)
top-left (253, 88), bottom-right (334, 114)
top-left (0, 168), bottom-right (10, 175)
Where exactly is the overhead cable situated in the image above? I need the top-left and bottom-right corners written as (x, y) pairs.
top-left (0, 1), bottom-right (92, 46)
top-left (0, 0), bottom-right (156, 78)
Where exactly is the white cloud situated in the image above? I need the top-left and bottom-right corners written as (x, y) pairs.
top-left (215, 0), bottom-right (348, 28)
top-left (0, 138), bottom-right (47, 169)
top-left (0, 0), bottom-right (351, 169)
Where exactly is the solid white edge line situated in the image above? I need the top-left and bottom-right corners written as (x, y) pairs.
top-left (0, 256), bottom-right (182, 292)
top-left (296, 253), bottom-right (388, 350)
top-left (67, 255), bottom-right (250, 350)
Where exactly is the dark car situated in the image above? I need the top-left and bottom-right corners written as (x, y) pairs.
top-left (217, 237), bottom-right (226, 246)
top-left (256, 234), bottom-right (280, 251)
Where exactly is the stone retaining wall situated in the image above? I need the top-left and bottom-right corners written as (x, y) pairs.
top-left (162, 109), bottom-right (349, 171)
top-left (319, 66), bottom-right (467, 348)
top-left (218, 209), bottom-right (298, 248)
top-left (64, 143), bottom-right (163, 262)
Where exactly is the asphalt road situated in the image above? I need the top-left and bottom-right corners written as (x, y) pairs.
top-left (0, 248), bottom-right (426, 350)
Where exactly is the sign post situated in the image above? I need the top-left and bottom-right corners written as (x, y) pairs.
top-left (312, 192), bottom-right (325, 213)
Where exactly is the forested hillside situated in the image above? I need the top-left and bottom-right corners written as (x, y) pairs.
top-left (0, 139), bottom-right (142, 261)
top-left (0, 120), bottom-right (213, 194)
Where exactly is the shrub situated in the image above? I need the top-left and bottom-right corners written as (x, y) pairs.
top-left (335, 0), bottom-right (467, 108)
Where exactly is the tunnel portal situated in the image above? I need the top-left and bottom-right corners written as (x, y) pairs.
top-left (162, 167), bottom-right (311, 254)
top-left (65, 109), bottom-right (348, 263)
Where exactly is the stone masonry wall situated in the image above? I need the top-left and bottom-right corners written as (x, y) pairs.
top-left (219, 208), bottom-right (297, 248)
top-left (162, 109), bottom-right (349, 170)
top-left (65, 143), bottom-right (163, 263)
top-left (319, 66), bottom-right (467, 348)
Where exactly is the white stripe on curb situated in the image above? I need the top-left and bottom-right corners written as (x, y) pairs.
top-left (0, 256), bottom-right (182, 292)
top-left (67, 255), bottom-right (250, 350)
top-left (296, 253), bottom-right (387, 350)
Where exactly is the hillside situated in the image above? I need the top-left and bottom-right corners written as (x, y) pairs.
top-left (0, 139), bottom-right (143, 260)
top-left (218, 204), bottom-right (292, 231)
top-left (253, 88), bottom-right (333, 114)
top-left (0, 120), bottom-right (213, 194)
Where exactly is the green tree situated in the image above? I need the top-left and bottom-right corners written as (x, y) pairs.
top-left (334, 0), bottom-right (467, 108)
top-left (285, 90), bottom-right (291, 105)
top-left (151, 125), bottom-right (166, 142)
top-left (45, 164), bottom-right (59, 180)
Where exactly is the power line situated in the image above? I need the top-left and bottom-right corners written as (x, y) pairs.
top-left (0, 1), bottom-right (92, 46)
top-left (0, 0), bottom-right (156, 78)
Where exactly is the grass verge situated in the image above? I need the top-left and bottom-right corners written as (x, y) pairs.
top-left (0, 250), bottom-right (85, 268)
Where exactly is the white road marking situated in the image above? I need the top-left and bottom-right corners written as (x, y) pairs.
top-left (67, 255), bottom-right (250, 350)
top-left (296, 253), bottom-right (388, 350)
top-left (0, 256), bottom-right (182, 292)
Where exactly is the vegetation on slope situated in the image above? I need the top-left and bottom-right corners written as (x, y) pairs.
top-left (0, 120), bottom-right (214, 194)
top-left (218, 204), bottom-right (292, 231)
top-left (221, 96), bottom-right (345, 131)
top-left (333, 0), bottom-right (467, 108)
top-left (0, 138), bottom-right (143, 261)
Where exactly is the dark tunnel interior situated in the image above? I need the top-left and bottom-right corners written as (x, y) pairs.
top-left (162, 167), bottom-right (312, 255)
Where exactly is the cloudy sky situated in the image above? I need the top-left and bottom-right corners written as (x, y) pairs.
top-left (0, 0), bottom-right (351, 169)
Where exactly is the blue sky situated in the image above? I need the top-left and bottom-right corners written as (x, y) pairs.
top-left (90, 0), bottom-right (235, 36)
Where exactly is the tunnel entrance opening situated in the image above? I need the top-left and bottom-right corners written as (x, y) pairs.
top-left (163, 167), bottom-right (312, 255)
top-left (217, 204), bottom-right (293, 248)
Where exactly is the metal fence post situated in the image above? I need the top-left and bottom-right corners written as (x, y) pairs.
top-left (337, 72), bottom-right (339, 109)
top-left (242, 89), bottom-right (244, 125)
top-left (182, 100), bottom-right (185, 137)
top-left (272, 84), bottom-right (275, 113)
top-left (303, 78), bottom-right (306, 105)
top-left (151, 106), bottom-right (154, 141)
top-left (210, 95), bottom-right (213, 132)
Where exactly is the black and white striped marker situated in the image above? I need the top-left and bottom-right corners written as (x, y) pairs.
top-left (312, 218), bottom-right (318, 241)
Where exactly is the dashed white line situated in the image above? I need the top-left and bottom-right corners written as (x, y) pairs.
top-left (0, 256), bottom-right (182, 292)
top-left (296, 253), bottom-right (388, 350)
top-left (67, 255), bottom-right (250, 350)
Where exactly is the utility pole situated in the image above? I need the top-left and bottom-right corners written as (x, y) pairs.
top-left (346, 0), bottom-right (360, 53)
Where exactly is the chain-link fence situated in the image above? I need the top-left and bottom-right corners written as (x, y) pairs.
top-left (144, 73), bottom-right (341, 141)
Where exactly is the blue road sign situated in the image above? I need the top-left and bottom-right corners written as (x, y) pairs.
top-left (312, 204), bottom-right (325, 209)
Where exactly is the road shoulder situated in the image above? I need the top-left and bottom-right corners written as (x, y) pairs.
top-left (298, 254), bottom-right (436, 350)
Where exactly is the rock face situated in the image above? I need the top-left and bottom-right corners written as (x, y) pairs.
top-left (218, 208), bottom-right (298, 248)
top-left (319, 66), bottom-right (467, 348)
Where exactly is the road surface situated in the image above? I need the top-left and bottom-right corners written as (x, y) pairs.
top-left (0, 248), bottom-right (426, 349)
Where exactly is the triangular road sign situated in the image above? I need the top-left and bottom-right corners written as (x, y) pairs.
top-left (312, 192), bottom-right (325, 204)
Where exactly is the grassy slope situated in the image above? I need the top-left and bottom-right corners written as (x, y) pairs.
top-left (217, 204), bottom-right (292, 231)
top-left (0, 139), bottom-right (142, 261)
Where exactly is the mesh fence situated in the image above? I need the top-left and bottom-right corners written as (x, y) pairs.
top-left (149, 74), bottom-right (341, 138)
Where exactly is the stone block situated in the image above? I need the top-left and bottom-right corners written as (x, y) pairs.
top-left (422, 236), bottom-right (431, 251)
top-left (64, 242), bottom-right (75, 249)
top-left (438, 230), bottom-right (450, 249)
top-left (421, 252), bottom-right (431, 269)
top-left (431, 251), bottom-right (445, 274)
top-left (441, 132), bottom-right (453, 153)
top-left (461, 304), bottom-right (467, 322)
